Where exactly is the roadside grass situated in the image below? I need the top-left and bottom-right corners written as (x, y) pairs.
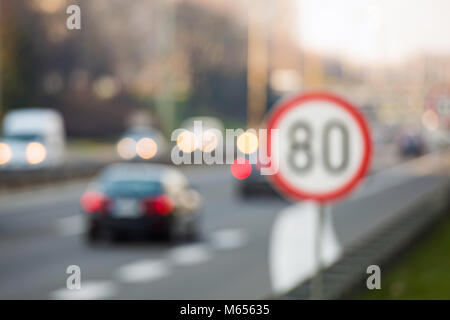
top-left (359, 211), bottom-right (450, 299)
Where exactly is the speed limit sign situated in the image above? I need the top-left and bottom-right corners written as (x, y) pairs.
top-left (266, 92), bottom-right (372, 203)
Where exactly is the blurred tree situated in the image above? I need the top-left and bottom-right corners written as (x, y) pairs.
top-left (0, 0), bottom-right (40, 112)
top-left (176, 1), bottom-right (247, 121)
top-left (0, 0), bottom-right (250, 136)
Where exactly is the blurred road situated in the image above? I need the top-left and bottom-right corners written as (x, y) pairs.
top-left (0, 148), bottom-right (449, 299)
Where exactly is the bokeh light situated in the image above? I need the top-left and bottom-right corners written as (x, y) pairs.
top-left (117, 137), bottom-right (137, 160)
top-left (231, 158), bottom-right (252, 180)
top-left (43, 72), bottom-right (64, 95)
top-left (237, 131), bottom-right (259, 154)
top-left (26, 142), bottom-right (47, 165)
top-left (92, 76), bottom-right (119, 100)
top-left (201, 130), bottom-right (219, 152)
top-left (0, 143), bottom-right (12, 165)
top-left (136, 137), bottom-right (158, 159)
top-left (422, 109), bottom-right (439, 131)
top-left (33, 0), bottom-right (65, 14)
top-left (80, 191), bottom-right (109, 214)
top-left (177, 130), bottom-right (197, 153)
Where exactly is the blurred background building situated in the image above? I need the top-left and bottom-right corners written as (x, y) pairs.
top-left (1, 0), bottom-right (450, 142)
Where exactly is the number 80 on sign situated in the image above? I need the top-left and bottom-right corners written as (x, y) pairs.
top-left (266, 92), bottom-right (372, 203)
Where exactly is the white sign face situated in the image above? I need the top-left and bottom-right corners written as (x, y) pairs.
top-left (266, 92), bottom-right (372, 202)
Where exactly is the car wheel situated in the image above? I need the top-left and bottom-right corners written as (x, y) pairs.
top-left (239, 184), bottom-right (252, 198)
top-left (86, 224), bottom-right (101, 244)
top-left (159, 224), bottom-right (175, 242)
top-left (185, 219), bottom-right (201, 242)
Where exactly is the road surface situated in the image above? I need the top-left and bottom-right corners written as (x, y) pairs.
top-left (0, 150), bottom-right (448, 299)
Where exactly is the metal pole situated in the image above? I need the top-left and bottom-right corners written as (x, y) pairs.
top-left (246, 0), bottom-right (269, 129)
top-left (155, 0), bottom-right (176, 136)
top-left (310, 203), bottom-right (324, 300)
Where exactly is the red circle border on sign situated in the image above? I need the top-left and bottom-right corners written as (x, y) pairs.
top-left (265, 92), bottom-right (373, 203)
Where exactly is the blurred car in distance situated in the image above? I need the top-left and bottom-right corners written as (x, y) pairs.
top-left (116, 126), bottom-right (168, 162)
top-left (178, 116), bottom-right (225, 154)
top-left (81, 163), bottom-right (203, 243)
top-left (237, 162), bottom-right (278, 198)
top-left (234, 127), bottom-right (278, 198)
top-left (397, 130), bottom-right (427, 158)
top-left (0, 108), bottom-right (66, 170)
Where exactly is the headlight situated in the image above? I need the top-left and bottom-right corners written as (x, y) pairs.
top-left (0, 142), bottom-right (12, 165)
top-left (136, 137), bottom-right (158, 159)
top-left (200, 129), bottom-right (219, 152)
top-left (117, 137), bottom-right (136, 160)
top-left (237, 131), bottom-right (259, 154)
top-left (26, 142), bottom-right (47, 165)
top-left (176, 130), bottom-right (197, 153)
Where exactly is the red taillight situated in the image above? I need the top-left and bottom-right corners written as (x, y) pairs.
top-left (231, 158), bottom-right (252, 180)
top-left (81, 191), bottom-right (111, 214)
top-left (141, 195), bottom-right (174, 216)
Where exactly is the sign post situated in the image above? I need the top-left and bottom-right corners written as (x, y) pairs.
top-left (310, 203), bottom-right (325, 299)
top-left (265, 92), bottom-right (372, 299)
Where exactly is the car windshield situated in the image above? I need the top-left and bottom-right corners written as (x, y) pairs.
top-left (103, 180), bottom-right (163, 198)
top-left (3, 133), bottom-right (43, 142)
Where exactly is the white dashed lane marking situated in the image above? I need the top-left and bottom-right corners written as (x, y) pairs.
top-left (50, 281), bottom-right (117, 300)
top-left (115, 259), bottom-right (170, 283)
top-left (209, 228), bottom-right (248, 251)
top-left (55, 214), bottom-right (85, 236)
top-left (168, 243), bottom-right (212, 266)
top-left (48, 227), bottom-right (249, 298)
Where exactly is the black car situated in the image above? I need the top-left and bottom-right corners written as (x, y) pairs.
top-left (397, 131), bottom-right (426, 158)
top-left (238, 163), bottom-right (278, 197)
top-left (81, 163), bottom-right (203, 243)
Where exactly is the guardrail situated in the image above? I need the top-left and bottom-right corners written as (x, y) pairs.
top-left (278, 150), bottom-right (450, 300)
top-left (283, 182), bottom-right (450, 299)
top-left (0, 149), bottom-right (238, 191)
top-left (0, 161), bottom-right (107, 191)
top-left (0, 155), bottom-right (176, 191)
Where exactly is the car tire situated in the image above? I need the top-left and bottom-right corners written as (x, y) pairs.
top-left (86, 224), bottom-right (101, 244)
top-left (240, 184), bottom-right (253, 198)
top-left (185, 219), bottom-right (201, 242)
top-left (161, 223), bottom-right (178, 243)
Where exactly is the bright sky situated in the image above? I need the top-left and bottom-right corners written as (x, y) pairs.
top-left (296, 0), bottom-right (450, 64)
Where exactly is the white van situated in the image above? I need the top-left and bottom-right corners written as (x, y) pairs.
top-left (0, 108), bottom-right (66, 169)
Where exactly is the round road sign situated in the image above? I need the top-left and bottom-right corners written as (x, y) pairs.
top-left (266, 92), bottom-right (372, 203)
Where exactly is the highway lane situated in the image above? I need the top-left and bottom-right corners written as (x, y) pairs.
top-left (0, 150), bottom-right (449, 299)
top-left (0, 166), bottom-right (287, 299)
